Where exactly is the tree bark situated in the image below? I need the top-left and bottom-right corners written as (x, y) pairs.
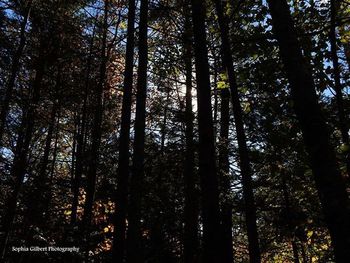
top-left (214, 0), bottom-right (261, 262)
top-left (190, 0), bottom-right (223, 262)
top-left (126, 0), bottom-right (148, 262)
top-left (267, 0), bottom-right (350, 261)
top-left (112, 0), bottom-right (136, 261)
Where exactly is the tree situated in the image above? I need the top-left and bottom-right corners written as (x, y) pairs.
top-left (329, 0), bottom-right (350, 178)
top-left (214, 0), bottom-right (261, 261)
top-left (1, 38), bottom-right (49, 260)
top-left (182, 3), bottom-right (199, 262)
top-left (82, 0), bottom-right (109, 255)
top-left (112, 0), bottom-right (136, 261)
top-left (190, 0), bottom-right (223, 262)
top-left (267, 0), bottom-right (350, 260)
top-left (126, 0), bottom-right (149, 261)
top-left (0, 0), bottom-right (349, 261)
top-left (0, 0), bottom-right (32, 145)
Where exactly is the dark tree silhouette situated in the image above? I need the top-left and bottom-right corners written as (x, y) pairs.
top-left (190, 0), bottom-right (223, 262)
top-left (267, 0), bottom-right (350, 260)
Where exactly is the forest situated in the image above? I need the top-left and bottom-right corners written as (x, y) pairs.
top-left (0, 0), bottom-right (349, 262)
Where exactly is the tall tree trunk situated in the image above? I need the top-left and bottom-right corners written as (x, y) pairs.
top-left (267, 0), bottom-right (350, 261)
top-left (82, 0), bottom-right (109, 252)
top-left (160, 90), bottom-right (170, 154)
top-left (213, 60), bottom-right (219, 139)
top-left (45, 117), bottom-right (60, 220)
top-left (70, 25), bottom-right (96, 226)
top-left (329, 0), bottom-right (350, 178)
top-left (190, 0), bottom-right (223, 262)
top-left (0, 0), bottom-right (32, 145)
top-left (126, 0), bottom-right (148, 262)
top-left (280, 170), bottom-right (300, 263)
top-left (112, 0), bottom-right (136, 261)
top-left (27, 82), bottom-right (60, 228)
top-left (182, 8), bottom-right (199, 263)
top-left (71, 114), bottom-right (78, 189)
top-left (0, 51), bottom-right (45, 260)
top-left (214, 0), bottom-right (261, 262)
top-left (70, 114), bottom-right (84, 225)
top-left (218, 86), bottom-right (234, 263)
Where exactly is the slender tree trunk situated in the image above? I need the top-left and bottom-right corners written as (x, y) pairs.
top-left (291, 240), bottom-right (300, 263)
top-left (214, 0), bottom-right (261, 262)
top-left (213, 62), bottom-right (219, 139)
top-left (343, 43), bottom-right (350, 71)
top-left (70, 110), bottom-right (87, 225)
top-left (71, 114), bottom-right (78, 188)
top-left (112, 0), bottom-right (136, 261)
top-left (218, 86), bottom-right (234, 263)
top-left (182, 8), bottom-right (199, 263)
top-left (267, 0), bottom-right (350, 261)
top-left (82, 0), bottom-right (109, 253)
top-left (70, 115), bottom-right (84, 225)
top-left (126, 0), bottom-right (148, 262)
top-left (190, 0), bottom-right (223, 262)
top-left (28, 90), bottom-right (59, 227)
top-left (0, 0), bottom-right (32, 145)
top-left (160, 90), bottom-right (170, 154)
top-left (45, 116), bottom-right (60, 220)
top-left (0, 51), bottom-right (45, 260)
top-left (329, 0), bottom-right (350, 178)
top-left (280, 170), bottom-right (300, 263)
top-left (70, 26), bottom-right (96, 226)
top-left (300, 243), bottom-right (307, 263)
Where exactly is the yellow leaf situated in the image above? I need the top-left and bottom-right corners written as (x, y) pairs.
top-left (64, 210), bottom-right (72, 215)
top-left (217, 81), bottom-right (228, 90)
top-left (307, 230), bottom-right (313, 238)
top-left (321, 244), bottom-right (328, 250)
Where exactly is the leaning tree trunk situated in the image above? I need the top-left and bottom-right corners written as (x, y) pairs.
top-left (182, 6), bottom-right (199, 262)
top-left (0, 0), bottom-right (32, 145)
top-left (190, 0), bottom-right (224, 262)
top-left (329, 0), bottom-right (350, 178)
top-left (126, 0), bottom-right (148, 262)
top-left (214, 0), bottom-right (261, 261)
top-left (112, 0), bottom-right (136, 261)
top-left (267, 0), bottom-right (350, 261)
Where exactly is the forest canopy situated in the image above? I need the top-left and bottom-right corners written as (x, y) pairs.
top-left (0, 0), bottom-right (349, 262)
